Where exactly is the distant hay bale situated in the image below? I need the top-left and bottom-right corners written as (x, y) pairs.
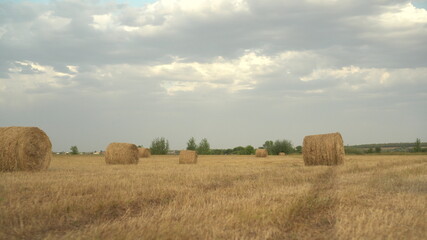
top-left (105, 143), bottom-right (139, 164)
top-left (303, 132), bottom-right (345, 166)
top-left (0, 127), bottom-right (52, 171)
top-left (279, 152), bottom-right (286, 156)
top-left (179, 150), bottom-right (197, 164)
top-left (138, 148), bottom-right (151, 158)
top-left (255, 149), bottom-right (268, 157)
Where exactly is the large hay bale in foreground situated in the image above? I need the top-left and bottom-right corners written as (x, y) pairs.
top-left (138, 148), bottom-right (151, 158)
top-left (105, 143), bottom-right (139, 164)
top-left (179, 150), bottom-right (197, 164)
top-left (303, 132), bottom-right (345, 166)
top-left (0, 127), bottom-right (52, 171)
top-left (255, 149), bottom-right (268, 157)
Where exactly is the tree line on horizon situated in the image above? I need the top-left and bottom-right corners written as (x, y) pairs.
top-left (67, 138), bottom-right (425, 155)
top-left (145, 137), bottom-right (298, 155)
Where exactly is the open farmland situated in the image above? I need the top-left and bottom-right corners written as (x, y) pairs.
top-left (1, 155), bottom-right (426, 239)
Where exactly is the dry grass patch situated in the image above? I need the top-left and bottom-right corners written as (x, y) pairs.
top-left (1, 154), bottom-right (426, 239)
top-left (335, 155), bottom-right (427, 239)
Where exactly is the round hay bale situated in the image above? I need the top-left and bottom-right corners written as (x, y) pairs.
top-left (303, 132), bottom-right (345, 166)
top-left (105, 143), bottom-right (139, 164)
top-left (255, 149), bottom-right (268, 157)
top-left (279, 152), bottom-right (286, 156)
top-left (0, 127), bottom-right (52, 171)
top-left (179, 150), bottom-right (197, 164)
top-left (138, 147), bottom-right (151, 158)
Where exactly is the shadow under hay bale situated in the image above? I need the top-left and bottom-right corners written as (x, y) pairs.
top-left (303, 132), bottom-right (345, 166)
top-left (105, 143), bottom-right (139, 164)
top-left (255, 149), bottom-right (268, 158)
top-left (0, 127), bottom-right (52, 171)
top-left (138, 147), bottom-right (151, 158)
top-left (179, 150), bottom-right (197, 164)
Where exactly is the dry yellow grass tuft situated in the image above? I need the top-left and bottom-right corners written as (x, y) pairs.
top-left (0, 154), bottom-right (426, 239)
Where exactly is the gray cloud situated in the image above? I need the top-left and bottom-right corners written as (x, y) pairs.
top-left (0, 0), bottom-right (426, 151)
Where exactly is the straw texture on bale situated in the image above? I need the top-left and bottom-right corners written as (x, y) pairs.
top-left (105, 143), bottom-right (139, 164)
top-left (279, 152), bottom-right (286, 156)
top-left (179, 150), bottom-right (197, 164)
top-left (303, 132), bottom-right (345, 166)
top-left (138, 148), bottom-right (151, 158)
top-left (255, 149), bottom-right (268, 157)
top-left (0, 127), bottom-right (52, 171)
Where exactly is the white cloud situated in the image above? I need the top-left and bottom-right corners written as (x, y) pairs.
top-left (90, 0), bottom-right (250, 35)
top-left (38, 11), bottom-right (71, 30)
top-left (2, 61), bottom-right (77, 93)
top-left (146, 51), bottom-right (270, 93)
top-left (148, 0), bottom-right (249, 15)
top-left (67, 65), bottom-right (79, 73)
top-left (91, 14), bottom-right (114, 31)
top-left (1, 0), bottom-right (426, 150)
top-left (300, 66), bottom-right (427, 91)
top-left (161, 81), bottom-right (197, 95)
top-left (15, 61), bottom-right (47, 73)
top-left (378, 3), bottom-right (427, 28)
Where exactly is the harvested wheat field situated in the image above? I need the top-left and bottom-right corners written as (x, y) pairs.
top-left (0, 154), bottom-right (426, 239)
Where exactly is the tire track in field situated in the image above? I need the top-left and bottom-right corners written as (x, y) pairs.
top-left (273, 167), bottom-right (338, 240)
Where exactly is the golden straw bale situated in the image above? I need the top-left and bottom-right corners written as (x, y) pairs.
top-left (179, 150), bottom-right (197, 164)
top-left (303, 132), bottom-right (345, 166)
top-left (0, 127), bottom-right (52, 171)
top-left (138, 148), bottom-right (151, 158)
top-left (255, 149), bottom-right (268, 157)
top-left (279, 152), bottom-right (286, 156)
top-left (105, 143), bottom-right (139, 164)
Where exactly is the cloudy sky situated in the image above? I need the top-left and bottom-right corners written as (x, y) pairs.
top-left (1, 0), bottom-right (426, 152)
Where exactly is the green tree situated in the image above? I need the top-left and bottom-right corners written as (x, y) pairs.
top-left (375, 147), bottom-right (381, 153)
top-left (263, 140), bottom-right (274, 155)
top-left (231, 145), bottom-right (254, 155)
top-left (414, 138), bottom-right (421, 152)
top-left (70, 146), bottom-right (79, 155)
top-left (366, 148), bottom-right (374, 154)
top-left (295, 146), bottom-right (302, 153)
top-left (197, 138), bottom-right (211, 155)
top-left (232, 146), bottom-right (245, 155)
top-left (244, 145), bottom-right (255, 155)
top-left (271, 139), bottom-right (294, 155)
top-left (344, 146), bottom-right (364, 155)
top-left (186, 137), bottom-right (197, 150)
top-left (150, 137), bottom-right (169, 155)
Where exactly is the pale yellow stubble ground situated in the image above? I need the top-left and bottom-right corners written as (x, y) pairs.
top-left (0, 154), bottom-right (425, 239)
